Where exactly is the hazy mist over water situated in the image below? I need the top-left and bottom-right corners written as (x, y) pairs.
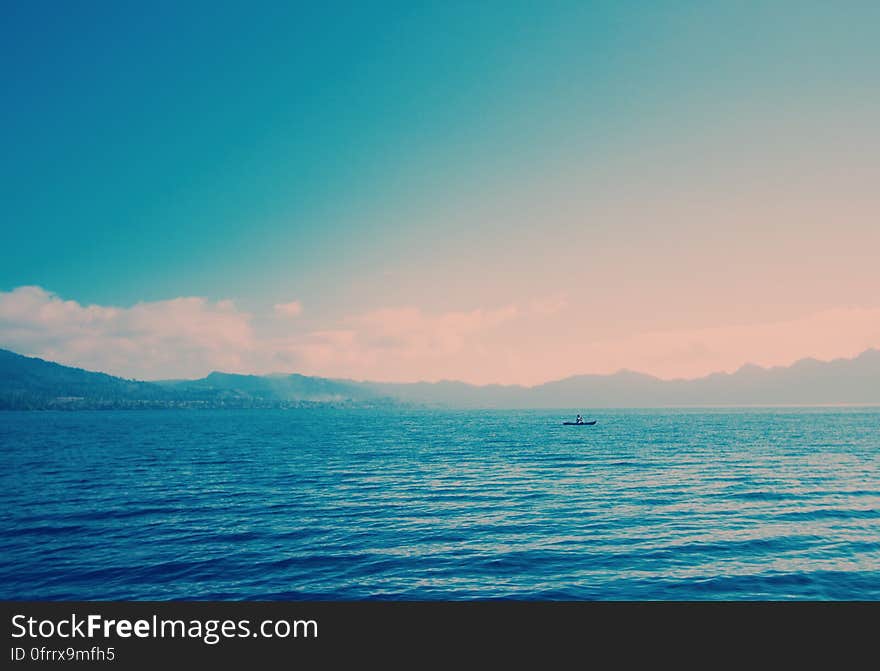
top-left (1, 408), bottom-right (878, 600)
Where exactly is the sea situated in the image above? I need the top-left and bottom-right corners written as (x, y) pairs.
top-left (1, 407), bottom-right (878, 600)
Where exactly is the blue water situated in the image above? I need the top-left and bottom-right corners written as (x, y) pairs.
top-left (1, 408), bottom-right (878, 600)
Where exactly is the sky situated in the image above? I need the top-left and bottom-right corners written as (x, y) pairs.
top-left (2, 1), bottom-right (879, 384)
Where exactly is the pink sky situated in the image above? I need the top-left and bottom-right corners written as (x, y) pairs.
top-left (3, 3), bottom-right (878, 386)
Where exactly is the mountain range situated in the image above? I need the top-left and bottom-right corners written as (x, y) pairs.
top-left (1, 346), bottom-right (878, 409)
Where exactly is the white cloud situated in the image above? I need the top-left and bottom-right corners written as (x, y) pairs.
top-left (273, 300), bottom-right (303, 318)
top-left (0, 286), bottom-right (255, 379)
top-left (1, 286), bottom-right (878, 385)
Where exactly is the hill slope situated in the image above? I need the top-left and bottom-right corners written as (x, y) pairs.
top-left (1, 347), bottom-right (878, 409)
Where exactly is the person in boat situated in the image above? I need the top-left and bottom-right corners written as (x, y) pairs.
top-left (575, 414), bottom-right (584, 424)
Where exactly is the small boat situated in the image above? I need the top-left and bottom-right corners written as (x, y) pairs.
top-left (563, 420), bottom-right (596, 425)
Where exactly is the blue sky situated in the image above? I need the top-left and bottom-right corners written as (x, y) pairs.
top-left (2, 2), bottom-right (879, 382)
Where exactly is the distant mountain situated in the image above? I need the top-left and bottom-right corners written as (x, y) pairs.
top-left (0, 349), bottom-right (392, 409)
top-left (1, 346), bottom-right (878, 409)
top-left (360, 349), bottom-right (880, 407)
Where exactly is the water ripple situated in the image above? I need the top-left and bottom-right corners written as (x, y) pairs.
top-left (1, 407), bottom-right (878, 599)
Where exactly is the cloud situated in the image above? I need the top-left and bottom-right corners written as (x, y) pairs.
top-left (0, 286), bottom-right (255, 379)
top-left (286, 303), bottom-right (880, 384)
top-left (351, 305), bottom-right (519, 355)
top-left (0, 288), bottom-right (525, 381)
top-left (278, 306), bottom-right (522, 381)
top-left (273, 300), bottom-right (303, 318)
top-left (1, 286), bottom-right (878, 385)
